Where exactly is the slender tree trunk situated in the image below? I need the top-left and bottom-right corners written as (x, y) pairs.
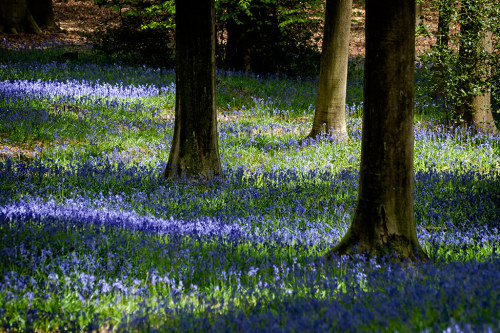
top-left (327, 0), bottom-right (427, 261)
top-left (164, 0), bottom-right (222, 180)
top-left (436, 0), bottom-right (451, 50)
top-left (432, 0), bottom-right (453, 123)
top-left (306, 0), bottom-right (352, 141)
top-left (455, 1), bottom-right (498, 135)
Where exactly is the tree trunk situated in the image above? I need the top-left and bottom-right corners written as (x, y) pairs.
top-left (222, 1), bottom-right (281, 73)
top-left (0, 0), bottom-right (59, 34)
top-left (327, 0), bottom-right (427, 262)
top-left (27, 0), bottom-right (60, 32)
top-left (432, 0), bottom-right (453, 123)
top-left (225, 11), bottom-right (253, 72)
top-left (305, 0), bottom-right (352, 141)
top-left (164, 0), bottom-right (222, 180)
top-left (455, 1), bottom-right (498, 135)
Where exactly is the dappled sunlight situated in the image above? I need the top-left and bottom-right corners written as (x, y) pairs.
top-left (0, 38), bottom-right (499, 331)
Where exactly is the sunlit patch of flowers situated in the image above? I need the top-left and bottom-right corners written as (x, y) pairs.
top-left (0, 79), bottom-right (174, 99)
top-left (0, 49), bottom-right (499, 331)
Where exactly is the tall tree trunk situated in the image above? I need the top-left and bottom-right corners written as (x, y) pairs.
top-left (455, 1), bottom-right (498, 135)
top-left (327, 0), bottom-right (427, 261)
top-left (306, 0), bottom-right (352, 141)
top-left (0, 0), bottom-right (59, 34)
top-left (164, 0), bottom-right (222, 180)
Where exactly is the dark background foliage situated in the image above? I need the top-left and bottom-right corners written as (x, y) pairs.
top-left (86, 0), bottom-right (325, 76)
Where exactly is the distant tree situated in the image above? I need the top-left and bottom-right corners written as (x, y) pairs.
top-left (305, 0), bottom-right (352, 141)
top-left (327, 0), bottom-right (428, 261)
top-left (424, 0), bottom-right (498, 133)
top-left (164, 0), bottom-right (222, 180)
top-left (415, 1), bottom-right (430, 35)
top-left (0, 0), bottom-right (60, 34)
top-left (454, 0), bottom-right (498, 134)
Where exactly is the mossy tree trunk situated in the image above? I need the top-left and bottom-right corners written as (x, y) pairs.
top-left (305, 0), bottom-right (352, 141)
top-left (432, 0), bottom-right (452, 113)
top-left (164, 0), bottom-right (222, 180)
top-left (0, 0), bottom-right (59, 34)
top-left (454, 1), bottom-right (498, 135)
top-left (327, 0), bottom-right (428, 262)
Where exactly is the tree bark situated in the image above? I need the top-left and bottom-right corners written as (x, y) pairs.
top-left (305, 0), bottom-right (352, 141)
top-left (468, 31), bottom-right (497, 135)
top-left (164, 0), bottom-right (222, 180)
top-left (0, 0), bottom-right (59, 34)
top-left (327, 0), bottom-right (427, 262)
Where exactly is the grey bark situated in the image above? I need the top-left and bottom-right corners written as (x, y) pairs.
top-left (327, 0), bottom-right (427, 262)
top-left (306, 0), bottom-right (352, 141)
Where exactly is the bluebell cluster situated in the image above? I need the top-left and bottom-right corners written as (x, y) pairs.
top-left (0, 79), bottom-right (174, 99)
top-left (0, 48), bottom-right (499, 331)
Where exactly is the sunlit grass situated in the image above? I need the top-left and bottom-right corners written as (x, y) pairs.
top-left (0, 43), bottom-right (499, 332)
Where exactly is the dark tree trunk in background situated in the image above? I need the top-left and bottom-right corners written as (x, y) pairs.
top-left (327, 0), bottom-right (427, 262)
top-left (223, 0), bottom-right (282, 73)
top-left (225, 11), bottom-right (252, 72)
top-left (455, 1), bottom-right (498, 135)
top-left (164, 0), bottom-right (222, 180)
top-left (28, 0), bottom-right (60, 32)
top-left (306, 0), bottom-right (352, 141)
top-left (0, 0), bottom-right (59, 34)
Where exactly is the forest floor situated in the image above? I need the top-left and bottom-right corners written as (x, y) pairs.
top-left (0, 0), bottom-right (441, 58)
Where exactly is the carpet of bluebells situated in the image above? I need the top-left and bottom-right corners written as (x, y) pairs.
top-left (0, 39), bottom-right (499, 332)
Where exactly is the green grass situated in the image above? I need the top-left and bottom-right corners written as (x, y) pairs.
top-left (0, 44), bottom-right (499, 332)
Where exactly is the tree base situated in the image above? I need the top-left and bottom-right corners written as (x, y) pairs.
top-left (326, 228), bottom-right (428, 263)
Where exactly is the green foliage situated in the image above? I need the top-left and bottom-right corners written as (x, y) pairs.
top-left (85, 0), bottom-right (324, 75)
top-left (419, 0), bottom-right (500, 122)
top-left (216, 0), bottom-right (324, 75)
top-left (85, 0), bottom-right (175, 67)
